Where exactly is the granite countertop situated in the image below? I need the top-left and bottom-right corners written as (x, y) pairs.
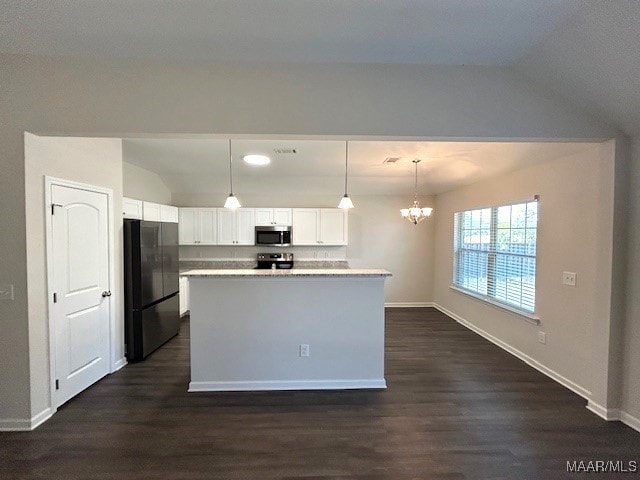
top-left (181, 268), bottom-right (392, 278)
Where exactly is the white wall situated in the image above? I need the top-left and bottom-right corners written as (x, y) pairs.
top-left (0, 52), bottom-right (618, 425)
top-left (24, 134), bottom-right (124, 421)
top-left (622, 137), bottom-right (640, 420)
top-left (433, 143), bottom-right (615, 406)
top-left (173, 193), bottom-right (435, 304)
top-left (122, 161), bottom-right (171, 204)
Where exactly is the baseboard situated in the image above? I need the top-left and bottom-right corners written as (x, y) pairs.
top-left (385, 302), bottom-right (434, 308)
top-left (188, 379), bottom-right (387, 392)
top-left (619, 410), bottom-right (640, 433)
top-left (112, 357), bottom-right (127, 373)
top-left (0, 407), bottom-right (54, 431)
top-left (433, 303), bottom-right (592, 400)
top-left (586, 401), bottom-right (619, 421)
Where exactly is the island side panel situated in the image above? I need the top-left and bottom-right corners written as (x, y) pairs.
top-left (188, 276), bottom-right (386, 391)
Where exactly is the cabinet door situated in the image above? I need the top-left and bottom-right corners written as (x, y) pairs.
top-left (254, 208), bottom-right (274, 226)
top-left (123, 197), bottom-right (143, 219)
top-left (273, 208), bottom-right (292, 226)
top-left (292, 209), bottom-right (320, 245)
top-left (236, 208), bottom-right (255, 245)
top-left (198, 209), bottom-right (218, 245)
top-left (142, 202), bottom-right (162, 221)
top-left (217, 208), bottom-right (236, 245)
top-left (179, 208), bottom-right (198, 244)
top-left (160, 205), bottom-right (179, 223)
top-left (320, 209), bottom-right (348, 245)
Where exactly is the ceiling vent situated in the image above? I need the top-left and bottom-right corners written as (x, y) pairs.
top-left (274, 148), bottom-right (297, 154)
top-left (383, 157), bottom-right (401, 164)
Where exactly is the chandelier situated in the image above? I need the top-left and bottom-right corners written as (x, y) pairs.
top-left (401, 159), bottom-right (433, 225)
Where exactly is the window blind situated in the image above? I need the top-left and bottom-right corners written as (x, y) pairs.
top-left (453, 200), bottom-right (538, 314)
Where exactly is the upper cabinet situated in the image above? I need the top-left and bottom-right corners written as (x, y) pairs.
top-left (160, 204), bottom-right (179, 223)
top-left (218, 208), bottom-right (255, 245)
top-left (292, 208), bottom-right (348, 246)
top-left (123, 197), bottom-right (143, 220)
top-left (179, 208), bottom-right (217, 245)
top-left (255, 208), bottom-right (293, 226)
top-left (124, 198), bottom-right (179, 223)
top-left (142, 201), bottom-right (162, 221)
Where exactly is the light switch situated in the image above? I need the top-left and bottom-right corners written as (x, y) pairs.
top-left (0, 284), bottom-right (14, 301)
top-left (562, 272), bottom-right (576, 286)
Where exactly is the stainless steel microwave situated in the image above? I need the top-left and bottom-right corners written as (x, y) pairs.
top-left (255, 226), bottom-right (292, 246)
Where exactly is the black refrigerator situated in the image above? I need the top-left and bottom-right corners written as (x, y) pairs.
top-left (124, 219), bottom-right (180, 361)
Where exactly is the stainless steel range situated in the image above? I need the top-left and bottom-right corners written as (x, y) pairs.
top-left (256, 253), bottom-right (294, 269)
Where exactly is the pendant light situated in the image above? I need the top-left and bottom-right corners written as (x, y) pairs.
top-left (401, 159), bottom-right (433, 224)
top-left (338, 141), bottom-right (355, 209)
top-left (223, 139), bottom-right (241, 210)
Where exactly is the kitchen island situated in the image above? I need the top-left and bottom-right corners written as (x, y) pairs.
top-left (181, 269), bottom-right (391, 392)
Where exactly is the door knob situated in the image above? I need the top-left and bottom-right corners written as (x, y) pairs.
top-left (101, 291), bottom-right (112, 297)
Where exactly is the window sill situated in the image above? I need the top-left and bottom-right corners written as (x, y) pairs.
top-left (449, 285), bottom-right (541, 325)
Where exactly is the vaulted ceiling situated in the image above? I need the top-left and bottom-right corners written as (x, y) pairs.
top-left (0, 0), bottom-right (580, 66)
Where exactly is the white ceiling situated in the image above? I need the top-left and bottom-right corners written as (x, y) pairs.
top-left (0, 0), bottom-right (581, 66)
top-left (122, 138), bottom-right (598, 196)
top-left (515, 1), bottom-right (640, 137)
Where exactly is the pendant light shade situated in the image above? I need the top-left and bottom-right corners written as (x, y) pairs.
top-left (224, 139), bottom-right (241, 210)
top-left (401, 159), bottom-right (433, 225)
top-left (338, 141), bottom-right (355, 209)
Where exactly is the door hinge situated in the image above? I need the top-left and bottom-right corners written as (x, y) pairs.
top-left (51, 203), bottom-right (63, 215)
top-left (53, 292), bottom-right (57, 303)
top-left (55, 379), bottom-right (59, 390)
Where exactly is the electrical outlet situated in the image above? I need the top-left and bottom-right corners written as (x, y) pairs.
top-left (538, 332), bottom-right (546, 344)
top-left (299, 344), bottom-right (310, 357)
top-left (562, 271), bottom-right (576, 286)
top-left (0, 284), bottom-right (14, 301)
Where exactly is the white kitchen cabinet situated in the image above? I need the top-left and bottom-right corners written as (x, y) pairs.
top-left (217, 208), bottom-right (255, 245)
top-left (255, 208), bottom-right (293, 226)
top-left (179, 276), bottom-right (190, 316)
top-left (122, 197), bottom-right (143, 219)
top-left (160, 204), bottom-right (179, 223)
top-left (292, 208), bottom-right (348, 246)
top-left (319, 209), bottom-right (348, 245)
top-left (142, 201), bottom-right (162, 221)
top-left (179, 208), bottom-right (217, 245)
top-left (292, 209), bottom-right (319, 245)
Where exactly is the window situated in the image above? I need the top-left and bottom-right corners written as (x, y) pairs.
top-left (453, 199), bottom-right (538, 314)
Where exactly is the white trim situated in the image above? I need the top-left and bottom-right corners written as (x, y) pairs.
top-left (188, 379), bottom-right (387, 392)
top-left (0, 408), bottom-right (54, 431)
top-left (112, 357), bottom-right (128, 373)
top-left (585, 402), bottom-right (640, 433)
top-left (433, 303), bottom-right (592, 400)
top-left (619, 411), bottom-right (640, 433)
top-left (586, 401), bottom-right (619, 421)
top-left (385, 302), bottom-right (434, 308)
top-left (449, 285), bottom-right (540, 324)
top-left (44, 176), bottom-right (117, 415)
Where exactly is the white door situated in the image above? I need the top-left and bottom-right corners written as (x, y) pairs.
top-left (122, 197), bottom-right (143, 220)
top-left (292, 209), bottom-right (319, 245)
top-left (199, 209), bottom-right (218, 245)
top-left (142, 201), bottom-right (162, 221)
top-left (320, 209), bottom-right (348, 245)
top-left (179, 208), bottom-right (198, 244)
top-left (273, 208), bottom-right (292, 226)
top-left (254, 208), bottom-right (274, 226)
top-left (236, 209), bottom-right (256, 245)
top-left (217, 209), bottom-right (236, 245)
top-left (50, 184), bottom-right (111, 407)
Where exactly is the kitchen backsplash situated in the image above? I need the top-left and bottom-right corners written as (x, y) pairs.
top-left (179, 245), bottom-right (347, 261)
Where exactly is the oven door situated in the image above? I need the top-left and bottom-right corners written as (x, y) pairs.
top-left (256, 230), bottom-right (283, 245)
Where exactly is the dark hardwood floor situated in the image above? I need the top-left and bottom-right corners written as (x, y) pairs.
top-left (1, 308), bottom-right (638, 479)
